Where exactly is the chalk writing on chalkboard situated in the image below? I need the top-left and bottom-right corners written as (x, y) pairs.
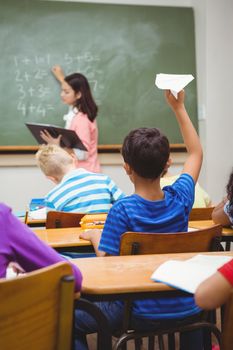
top-left (13, 52), bottom-right (104, 119)
top-left (0, 1), bottom-right (197, 146)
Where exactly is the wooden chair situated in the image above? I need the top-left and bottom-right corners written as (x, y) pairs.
top-left (0, 262), bottom-right (75, 350)
top-left (24, 210), bottom-right (29, 224)
top-left (46, 210), bottom-right (85, 228)
top-left (120, 224), bottom-right (222, 256)
top-left (189, 207), bottom-right (215, 221)
top-left (115, 225), bottom-right (223, 350)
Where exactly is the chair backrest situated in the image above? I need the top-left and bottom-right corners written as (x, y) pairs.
top-left (222, 291), bottom-right (233, 350)
top-left (120, 224), bottom-right (222, 255)
top-left (0, 262), bottom-right (75, 350)
top-left (189, 207), bottom-right (215, 221)
top-left (46, 210), bottom-right (85, 228)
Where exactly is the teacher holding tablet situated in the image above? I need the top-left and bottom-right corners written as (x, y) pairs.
top-left (41, 66), bottom-right (101, 173)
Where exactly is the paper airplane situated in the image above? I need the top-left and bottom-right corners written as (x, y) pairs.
top-left (155, 73), bottom-right (194, 98)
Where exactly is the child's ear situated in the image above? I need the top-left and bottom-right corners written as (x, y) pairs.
top-left (163, 157), bottom-right (172, 173)
top-left (124, 163), bottom-right (132, 175)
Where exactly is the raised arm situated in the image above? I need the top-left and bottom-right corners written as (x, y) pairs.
top-left (165, 90), bottom-right (203, 184)
top-left (51, 65), bottom-right (65, 83)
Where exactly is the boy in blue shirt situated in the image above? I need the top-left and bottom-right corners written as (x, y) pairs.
top-left (76, 89), bottom-right (203, 350)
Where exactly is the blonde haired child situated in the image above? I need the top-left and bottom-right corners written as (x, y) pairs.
top-left (36, 144), bottom-right (124, 213)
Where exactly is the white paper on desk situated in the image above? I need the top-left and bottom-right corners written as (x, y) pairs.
top-left (28, 207), bottom-right (46, 220)
top-left (155, 73), bottom-right (194, 98)
top-left (151, 254), bottom-right (232, 294)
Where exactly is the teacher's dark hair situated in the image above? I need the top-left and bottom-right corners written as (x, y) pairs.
top-left (65, 73), bottom-right (98, 122)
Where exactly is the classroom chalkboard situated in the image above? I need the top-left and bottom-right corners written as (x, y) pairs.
top-left (0, 0), bottom-right (197, 146)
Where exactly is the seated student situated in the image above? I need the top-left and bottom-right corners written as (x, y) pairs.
top-left (195, 258), bottom-right (233, 310)
top-left (0, 202), bottom-right (82, 292)
top-left (36, 144), bottom-right (124, 213)
top-left (161, 161), bottom-right (212, 208)
top-left (77, 89), bottom-right (203, 350)
top-left (212, 169), bottom-right (233, 226)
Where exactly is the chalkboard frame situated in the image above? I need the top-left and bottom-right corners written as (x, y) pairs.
top-left (0, 144), bottom-right (186, 154)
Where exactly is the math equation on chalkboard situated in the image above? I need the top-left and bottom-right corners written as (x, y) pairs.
top-left (13, 52), bottom-right (105, 119)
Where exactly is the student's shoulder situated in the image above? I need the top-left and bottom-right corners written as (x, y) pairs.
top-left (106, 196), bottom-right (133, 224)
top-left (163, 173), bottom-right (195, 203)
top-left (84, 171), bottom-right (109, 181)
top-left (110, 194), bottom-right (133, 208)
top-left (87, 172), bottom-right (117, 183)
top-left (0, 202), bottom-right (9, 212)
top-left (0, 203), bottom-right (23, 229)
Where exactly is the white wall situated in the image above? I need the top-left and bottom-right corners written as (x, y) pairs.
top-left (205, 0), bottom-right (233, 202)
top-left (1, 0), bottom-right (233, 210)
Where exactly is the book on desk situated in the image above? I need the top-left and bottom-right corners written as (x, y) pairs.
top-left (28, 198), bottom-right (46, 220)
top-left (151, 254), bottom-right (232, 294)
top-left (25, 122), bottom-right (87, 150)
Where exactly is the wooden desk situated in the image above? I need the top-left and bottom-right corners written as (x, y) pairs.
top-left (189, 220), bottom-right (233, 250)
top-left (73, 252), bottom-right (233, 349)
top-left (19, 215), bottom-right (46, 227)
top-left (27, 218), bottom-right (46, 227)
top-left (33, 227), bottom-right (92, 251)
top-left (73, 251), bottom-right (233, 298)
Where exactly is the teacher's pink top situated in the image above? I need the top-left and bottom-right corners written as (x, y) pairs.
top-left (70, 111), bottom-right (101, 173)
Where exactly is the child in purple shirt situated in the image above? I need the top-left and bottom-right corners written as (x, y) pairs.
top-left (0, 203), bottom-right (82, 292)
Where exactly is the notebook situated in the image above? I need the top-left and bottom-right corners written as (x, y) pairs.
top-left (151, 254), bottom-right (232, 294)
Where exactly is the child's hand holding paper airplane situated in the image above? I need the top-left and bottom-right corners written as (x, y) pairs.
top-left (155, 73), bottom-right (194, 98)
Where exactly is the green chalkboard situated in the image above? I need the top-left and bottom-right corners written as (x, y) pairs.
top-left (0, 0), bottom-right (197, 146)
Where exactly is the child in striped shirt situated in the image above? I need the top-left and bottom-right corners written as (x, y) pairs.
top-left (36, 144), bottom-right (124, 213)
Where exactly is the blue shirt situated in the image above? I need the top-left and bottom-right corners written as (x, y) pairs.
top-left (45, 168), bottom-right (124, 213)
top-left (99, 173), bottom-right (201, 319)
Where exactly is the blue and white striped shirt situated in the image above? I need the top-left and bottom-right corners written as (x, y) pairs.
top-left (99, 173), bottom-right (201, 320)
top-left (45, 168), bottom-right (124, 213)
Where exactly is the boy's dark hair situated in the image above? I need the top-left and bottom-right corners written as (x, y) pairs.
top-left (65, 73), bottom-right (98, 122)
top-left (122, 128), bottom-right (170, 179)
top-left (226, 169), bottom-right (233, 217)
